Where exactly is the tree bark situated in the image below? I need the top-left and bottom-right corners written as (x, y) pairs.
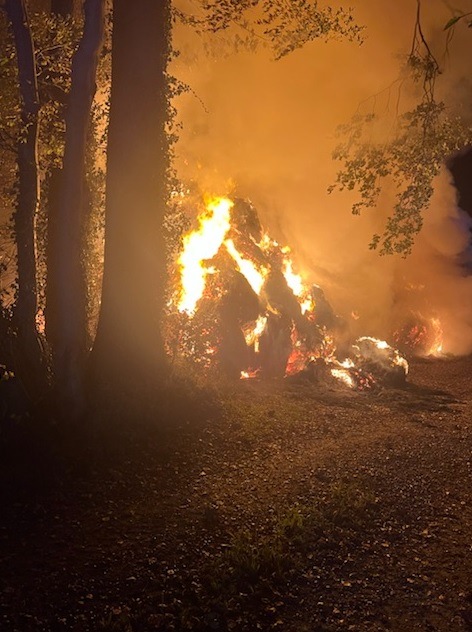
top-left (45, 167), bottom-right (62, 352)
top-left (5, 0), bottom-right (45, 397)
top-left (45, 0), bottom-right (73, 360)
top-left (91, 0), bottom-right (171, 394)
top-left (52, 0), bottom-right (105, 416)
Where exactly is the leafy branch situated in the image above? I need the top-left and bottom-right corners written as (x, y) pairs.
top-left (444, 11), bottom-right (472, 31)
top-left (329, 0), bottom-right (472, 256)
top-left (175, 0), bottom-right (363, 59)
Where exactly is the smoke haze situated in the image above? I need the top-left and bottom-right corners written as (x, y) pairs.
top-left (172, 0), bottom-right (472, 355)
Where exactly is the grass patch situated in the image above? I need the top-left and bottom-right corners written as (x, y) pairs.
top-left (221, 528), bottom-right (288, 585)
top-left (209, 481), bottom-right (377, 598)
top-left (322, 481), bottom-right (377, 530)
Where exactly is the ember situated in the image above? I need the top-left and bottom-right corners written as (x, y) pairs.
top-left (393, 314), bottom-right (445, 358)
top-left (172, 196), bottom-right (409, 390)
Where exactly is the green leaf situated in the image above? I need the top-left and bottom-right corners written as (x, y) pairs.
top-left (443, 15), bottom-right (462, 31)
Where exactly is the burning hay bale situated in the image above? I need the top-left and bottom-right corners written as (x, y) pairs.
top-left (218, 272), bottom-right (260, 378)
top-left (393, 314), bottom-right (444, 358)
top-left (257, 311), bottom-right (293, 378)
top-left (171, 195), bottom-right (409, 390)
top-left (352, 336), bottom-right (409, 387)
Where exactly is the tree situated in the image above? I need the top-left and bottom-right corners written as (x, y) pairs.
top-left (5, 0), bottom-right (45, 397)
top-left (329, 0), bottom-right (472, 256)
top-left (3, 0), bottom-right (104, 415)
top-left (44, 0), bottom-right (75, 352)
top-left (51, 0), bottom-right (105, 414)
top-left (91, 0), bottom-right (171, 395)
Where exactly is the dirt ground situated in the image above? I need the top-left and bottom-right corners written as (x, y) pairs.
top-left (0, 356), bottom-right (471, 631)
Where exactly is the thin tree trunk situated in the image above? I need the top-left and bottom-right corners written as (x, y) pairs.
top-left (6, 0), bottom-right (45, 397)
top-left (53, 0), bottom-right (105, 416)
top-left (45, 0), bottom-right (73, 359)
top-left (91, 0), bottom-right (171, 395)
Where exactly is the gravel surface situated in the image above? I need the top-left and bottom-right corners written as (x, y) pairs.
top-left (0, 356), bottom-right (471, 631)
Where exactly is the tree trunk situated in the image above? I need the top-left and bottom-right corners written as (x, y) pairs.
top-left (52, 0), bottom-right (105, 417)
top-left (91, 0), bottom-right (171, 395)
top-left (45, 0), bottom-right (73, 363)
top-left (51, 0), bottom-right (74, 16)
top-left (6, 0), bottom-right (45, 398)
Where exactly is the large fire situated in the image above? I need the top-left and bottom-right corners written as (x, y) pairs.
top-left (172, 195), bottom-right (409, 390)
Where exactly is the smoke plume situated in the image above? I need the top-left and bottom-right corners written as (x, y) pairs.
top-left (172, 0), bottom-right (472, 355)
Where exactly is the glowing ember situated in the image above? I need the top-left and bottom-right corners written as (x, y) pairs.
top-left (285, 326), bottom-right (311, 376)
top-left (393, 314), bottom-right (445, 358)
top-left (224, 238), bottom-right (268, 296)
top-left (178, 197), bottom-right (233, 315)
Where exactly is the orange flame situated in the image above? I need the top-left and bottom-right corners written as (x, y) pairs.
top-left (178, 196), bottom-right (233, 315)
top-left (282, 255), bottom-right (315, 315)
top-left (240, 369), bottom-right (261, 379)
top-left (330, 367), bottom-right (355, 388)
top-left (427, 317), bottom-right (444, 357)
top-left (243, 315), bottom-right (268, 353)
top-left (174, 195), bottom-right (409, 389)
top-left (224, 238), bottom-right (268, 296)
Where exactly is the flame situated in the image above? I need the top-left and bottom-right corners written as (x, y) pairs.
top-left (355, 336), bottom-right (409, 375)
top-left (241, 369), bottom-right (261, 379)
top-left (282, 257), bottom-right (303, 297)
top-left (258, 233), bottom-right (279, 252)
top-left (174, 195), bottom-right (409, 390)
top-left (285, 326), bottom-right (310, 376)
top-left (224, 238), bottom-right (268, 295)
top-left (427, 317), bottom-right (444, 357)
top-left (243, 315), bottom-right (268, 353)
top-left (359, 336), bottom-right (389, 350)
top-left (178, 197), bottom-right (233, 315)
top-left (393, 353), bottom-right (409, 374)
top-left (331, 368), bottom-right (355, 389)
top-left (393, 322), bottom-right (428, 351)
top-left (282, 254), bottom-right (315, 315)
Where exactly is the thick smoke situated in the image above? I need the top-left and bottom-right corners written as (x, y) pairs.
top-left (172, 0), bottom-right (472, 355)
